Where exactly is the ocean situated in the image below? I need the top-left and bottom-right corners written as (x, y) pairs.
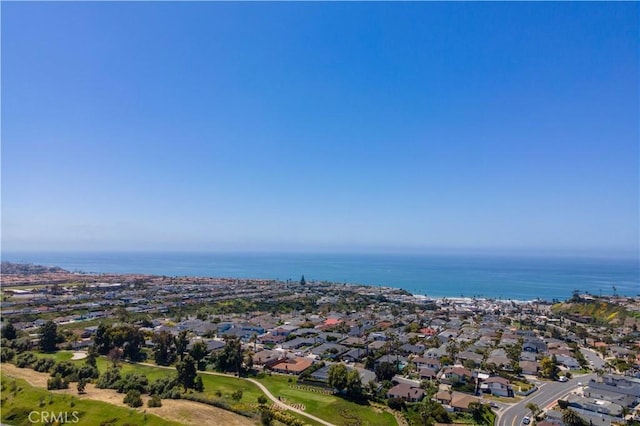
top-left (1, 251), bottom-right (638, 301)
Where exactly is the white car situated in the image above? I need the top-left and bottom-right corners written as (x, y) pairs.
top-left (558, 376), bottom-right (568, 382)
top-left (522, 417), bottom-right (531, 425)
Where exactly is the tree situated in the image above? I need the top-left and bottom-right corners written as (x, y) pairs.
top-left (124, 389), bottom-right (143, 408)
top-left (214, 335), bottom-right (243, 374)
top-left (540, 355), bottom-right (559, 380)
top-left (468, 402), bottom-right (483, 423)
top-left (2, 322), bottom-right (17, 340)
top-left (153, 331), bottom-right (177, 366)
top-left (96, 324), bottom-right (145, 361)
top-left (193, 375), bottom-right (204, 392)
top-left (345, 369), bottom-right (363, 399)
top-left (328, 363), bottom-right (348, 392)
top-left (39, 321), bottom-right (58, 353)
top-left (85, 346), bottom-right (98, 368)
top-left (526, 403), bottom-right (541, 420)
top-left (176, 354), bottom-right (197, 391)
top-left (94, 323), bottom-right (111, 354)
top-left (375, 361), bottom-right (397, 382)
top-left (257, 395), bottom-right (268, 405)
top-left (77, 378), bottom-right (88, 394)
top-left (175, 330), bottom-right (189, 361)
top-left (189, 341), bottom-right (209, 370)
top-left (562, 408), bottom-right (587, 426)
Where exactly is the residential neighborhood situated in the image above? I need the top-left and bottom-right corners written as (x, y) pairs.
top-left (2, 262), bottom-right (640, 426)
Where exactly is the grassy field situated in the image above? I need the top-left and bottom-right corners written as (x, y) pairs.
top-left (0, 374), bottom-right (181, 426)
top-left (30, 352), bottom-right (323, 425)
top-left (256, 374), bottom-right (397, 426)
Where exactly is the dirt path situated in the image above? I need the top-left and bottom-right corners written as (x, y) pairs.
top-left (140, 363), bottom-right (338, 426)
top-left (1, 364), bottom-right (256, 426)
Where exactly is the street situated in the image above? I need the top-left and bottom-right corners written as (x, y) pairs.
top-left (495, 374), bottom-right (596, 426)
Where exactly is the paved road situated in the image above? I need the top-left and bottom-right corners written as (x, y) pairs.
top-left (496, 374), bottom-right (595, 426)
top-left (580, 348), bottom-right (606, 369)
top-left (139, 363), bottom-right (337, 426)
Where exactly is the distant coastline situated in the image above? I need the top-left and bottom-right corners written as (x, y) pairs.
top-left (2, 251), bottom-right (638, 302)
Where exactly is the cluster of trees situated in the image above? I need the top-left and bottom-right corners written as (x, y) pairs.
top-left (327, 364), bottom-right (363, 399)
top-left (94, 323), bottom-right (145, 362)
top-left (97, 354), bottom-right (203, 397)
top-left (8, 346), bottom-right (99, 393)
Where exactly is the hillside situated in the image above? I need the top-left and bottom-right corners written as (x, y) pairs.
top-left (551, 298), bottom-right (639, 326)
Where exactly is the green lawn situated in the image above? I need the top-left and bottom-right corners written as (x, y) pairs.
top-left (34, 350), bottom-right (74, 362)
top-left (256, 374), bottom-right (397, 426)
top-left (24, 352), bottom-right (392, 425)
top-left (0, 375), bottom-right (181, 426)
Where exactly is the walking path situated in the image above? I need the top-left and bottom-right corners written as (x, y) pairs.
top-left (139, 363), bottom-right (337, 426)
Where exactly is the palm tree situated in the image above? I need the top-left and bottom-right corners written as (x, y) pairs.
top-left (525, 402), bottom-right (541, 421)
top-left (562, 408), bottom-right (586, 426)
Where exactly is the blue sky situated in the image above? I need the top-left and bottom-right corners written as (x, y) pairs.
top-left (2, 2), bottom-right (638, 255)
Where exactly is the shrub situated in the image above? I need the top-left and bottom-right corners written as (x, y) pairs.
top-left (15, 352), bottom-right (37, 368)
top-left (96, 366), bottom-right (122, 389)
top-left (231, 389), bottom-right (243, 401)
top-left (78, 365), bottom-right (100, 380)
top-left (51, 361), bottom-right (78, 381)
top-left (117, 372), bottom-right (149, 394)
top-left (148, 376), bottom-right (179, 399)
top-left (47, 374), bottom-right (69, 390)
top-left (260, 408), bottom-right (274, 426)
top-left (257, 395), bottom-right (268, 405)
top-left (123, 390), bottom-right (143, 408)
top-left (148, 395), bottom-right (162, 407)
top-left (387, 397), bottom-right (406, 411)
top-left (33, 357), bottom-right (56, 373)
top-left (1, 347), bottom-right (15, 363)
top-left (77, 378), bottom-right (88, 394)
top-left (193, 376), bottom-right (204, 392)
top-left (557, 399), bottom-right (569, 409)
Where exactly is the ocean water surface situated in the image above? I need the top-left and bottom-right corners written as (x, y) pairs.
top-left (2, 252), bottom-right (638, 301)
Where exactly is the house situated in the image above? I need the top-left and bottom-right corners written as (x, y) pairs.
top-left (258, 333), bottom-right (286, 345)
top-left (438, 367), bottom-right (473, 384)
top-left (415, 357), bottom-right (441, 371)
top-left (253, 350), bottom-right (283, 367)
top-left (205, 340), bottom-right (226, 352)
top-left (425, 346), bottom-right (447, 359)
top-left (457, 351), bottom-right (483, 365)
top-left (486, 349), bottom-right (510, 368)
top-left (519, 360), bottom-right (540, 376)
top-left (419, 367), bottom-right (438, 381)
top-left (311, 343), bottom-right (348, 359)
top-left (584, 375), bottom-right (640, 405)
top-left (565, 394), bottom-right (623, 417)
top-left (387, 383), bottom-right (425, 402)
top-left (523, 339), bottom-right (547, 353)
top-left (375, 354), bottom-right (408, 370)
top-left (281, 337), bottom-right (316, 350)
top-left (435, 390), bottom-right (452, 405)
top-left (555, 354), bottom-right (580, 370)
top-left (400, 343), bottom-right (425, 356)
top-left (450, 392), bottom-right (481, 412)
top-left (341, 348), bottom-right (367, 363)
top-left (270, 357), bottom-right (314, 375)
top-left (481, 376), bottom-right (514, 397)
